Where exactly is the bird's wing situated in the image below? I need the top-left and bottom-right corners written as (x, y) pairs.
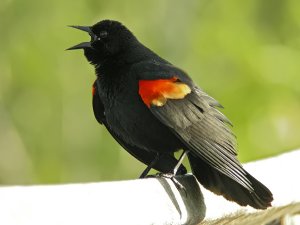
top-left (135, 62), bottom-right (257, 192)
top-left (92, 80), bottom-right (187, 174)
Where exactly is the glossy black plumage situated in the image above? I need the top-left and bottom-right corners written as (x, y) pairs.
top-left (92, 80), bottom-right (187, 175)
top-left (68, 19), bottom-right (273, 209)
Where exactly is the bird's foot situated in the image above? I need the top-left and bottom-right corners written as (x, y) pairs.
top-left (156, 172), bottom-right (186, 192)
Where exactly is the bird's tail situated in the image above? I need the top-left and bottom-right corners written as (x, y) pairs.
top-left (187, 152), bottom-right (273, 209)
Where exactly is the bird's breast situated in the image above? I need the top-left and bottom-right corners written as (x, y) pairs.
top-left (98, 77), bottom-right (182, 153)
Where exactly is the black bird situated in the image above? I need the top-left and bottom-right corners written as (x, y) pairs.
top-left (67, 20), bottom-right (273, 209)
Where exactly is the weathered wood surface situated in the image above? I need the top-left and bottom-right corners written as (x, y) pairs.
top-left (201, 203), bottom-right (300, 225)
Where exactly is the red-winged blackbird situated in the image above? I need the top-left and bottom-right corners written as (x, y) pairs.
top-left (68, 20), bottom-right (273, 209)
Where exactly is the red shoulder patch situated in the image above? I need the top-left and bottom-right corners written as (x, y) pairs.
top-left (92, 82), bottom-right (96, 96)
top-left (138, 77), bottom-right (191, 108)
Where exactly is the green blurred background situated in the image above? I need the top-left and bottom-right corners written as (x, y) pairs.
top-left (0, 0), bottom-right (299, 185)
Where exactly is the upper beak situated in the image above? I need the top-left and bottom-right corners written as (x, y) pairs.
top-left (69, 25), bottom-right (91, 33)
top-left (66, 25), bottom-right (92, 50)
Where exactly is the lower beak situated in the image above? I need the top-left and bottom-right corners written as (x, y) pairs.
top-left (66, 42), bottom-right (91, 50)
top-left (67, 25), bottom-right (92, 50)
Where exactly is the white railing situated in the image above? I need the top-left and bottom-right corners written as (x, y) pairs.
top-left (0, 150), bottom-right (299, 225)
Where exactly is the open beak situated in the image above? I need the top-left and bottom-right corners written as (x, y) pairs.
top-left (66, 25), bottom-right (92, 50)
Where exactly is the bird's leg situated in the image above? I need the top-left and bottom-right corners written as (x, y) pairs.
top-left (173, 150), bottom-right (189, 175)
top-left (139, 153), bottom-right (160, 178)
top-left (158, 150), bottom-right (189, 191)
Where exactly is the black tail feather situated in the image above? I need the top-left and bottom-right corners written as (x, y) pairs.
top-left (188, 153), bottom-right (273, 209)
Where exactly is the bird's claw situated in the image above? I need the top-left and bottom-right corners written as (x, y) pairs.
top-left (156, 173), bottom-right (186, 193)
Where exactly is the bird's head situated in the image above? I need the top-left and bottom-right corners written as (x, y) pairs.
top-left (67, 20), bottom-right (138, 64)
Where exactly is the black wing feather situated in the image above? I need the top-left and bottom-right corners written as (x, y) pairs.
top-left (135, 62), bottom-right (272, 208)
top-left (150, 87), bottom-right (272, 208)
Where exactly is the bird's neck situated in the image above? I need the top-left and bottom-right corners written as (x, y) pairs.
top-left (94, 42), bottom-right (163, 76)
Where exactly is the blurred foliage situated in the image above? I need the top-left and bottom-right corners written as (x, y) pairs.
top-left (0, 0), bottom-right (299, 184)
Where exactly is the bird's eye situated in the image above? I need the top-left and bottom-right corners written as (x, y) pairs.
top-left (99, 31), bottom-right (108, 39)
